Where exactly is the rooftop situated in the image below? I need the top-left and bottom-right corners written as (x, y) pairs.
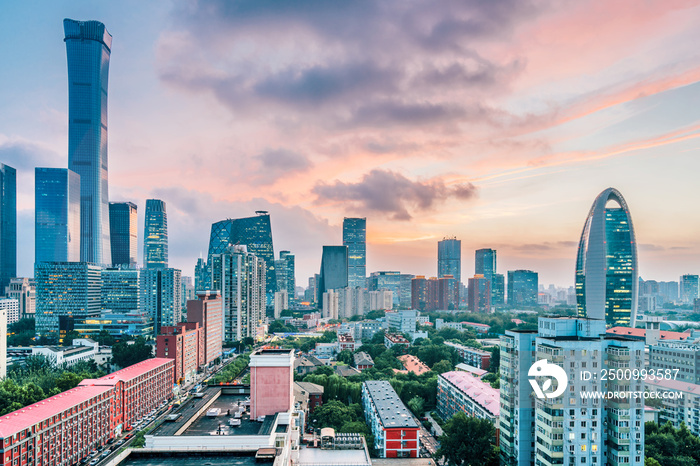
top-left (88, 358), bottom-right (173, 385)
top-left (444, 341), bottom-right (491, 355)
top-left (363, 380), bottom-right (418, 429)
top-left (440, 371), bottom-right (500, 417)
top-left (607, 327), bottom-right (691, 341)
top-left (0, 385), bottom-right (113, 437)
top-left (397, 354), bottom-right (430, 375)
top-left (455, 363), bottom-right (487, 377)
top-left (296, 446), bottom-right (371, 466)
top-left (118, 451), bottom-right (272, 465)
top-left (353, 351), bottom-right (374, 366)
top-left (645, 377), bottom-right (700, 395)
top-left (295, 381), bottom-right (324, 395)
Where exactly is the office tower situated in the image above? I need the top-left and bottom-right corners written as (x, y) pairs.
top-left (0, 164), bottom-right (16, 292)
top-left (576, 187), bottom-right (638, 327)
top-left (109, 202), bottom-right (137, 267)
top-left (210, 245), bottom-right (265, 342)
top-left (274, 289), bottom-right (288, 319)
top-left (369, 271), bottom-right (413, 308)
top-left (140, 267), bottom-right (181, 335)
top-left (280, 250), bottom-right (296, 302)
top-left (35, 262), bottom-right (102, 342)
top-left (64, 19), bottom-right (112, 265)
top-left (143, 199), bottom-right (168, 268)
top-left (467, 275), bottom-right (491, 312)
top-left (500, 317), bottom-right (645, 466)
top-left (181, 276), bottom-right (195, 306)
top-left (680, 275), bottom-right (699, 304)
top-left (0, 302), bottom-right (5, 378)
top-left (474, 248), bottom-right (496, 280)
top-left (101, 268), bottom-right (140, 312)
top-left (4, 278), bottom-right (36, 319)
top-left (437, 237), bottom-right (461, 283)
top-left (343, 217), bottom-right (367, 288)
top-left (208, 212), bottom-right (276, 302)
top-left (411, 276), bottom-right (439, 312)
top-left (187, 290), bottom-right (223, 364)
top-left (437, 275), bottom-right (459, 310)
top-left (317, 245), bottom-right (348, 302)
top-left (491, 273), bottom-right (505, 306)
top-left (194, 256), bottom-right (209, 293)
top-left (35, 168), bottom-right (81, 263)
top-left (507, 270), bottom-right (538, 307)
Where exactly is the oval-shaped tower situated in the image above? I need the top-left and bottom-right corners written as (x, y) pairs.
top-left (575, 188), bottom-right (638, 327)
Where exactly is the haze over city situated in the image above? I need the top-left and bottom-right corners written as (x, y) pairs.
top-left (2, 0), bottom-right (700, 286)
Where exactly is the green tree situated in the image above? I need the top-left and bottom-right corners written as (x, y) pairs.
top-left (488, 346), bottom-right (500, 374)
top-left (55, 371), bottom-right (83, 392)
top-left (96, 330), bottom-right (116, 346)
top-left (62, 330), bottom-right (81, 346)
top-left (645, 459), bottom-right (662, 466)
top-left (644, 421), bottom-right (700, 466)
top-left (311, 400), bottom-right (357, 430)
top-left (112, 337), bottom-right (153, 368)
top-left (407, 396), bottom-right (425, 416)
top-left (431, 359), bottom-right (454, 374)
top-left (336, 350), bottom-right (354, 365)
top-left (435, 412), bottom-right (499, 466)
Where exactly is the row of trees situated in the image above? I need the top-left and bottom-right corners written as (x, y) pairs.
top-left (208, 353), bottom-right (251, 385)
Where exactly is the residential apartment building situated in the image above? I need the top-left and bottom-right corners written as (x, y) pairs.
top-left (362, 380), bottom-right (420, 458)
top-left (499, 317), bottom-right (645, 466)
top-left (4, 277), bottom-right (35, 319)
top-left (445, 341), bottom-right (491, 370)
top-left (384, 333), bottom-right (410, 351)
top-left (156, 322), bottom-right (204, 384)
top-left (187, 290), bottom-right (223, 365)
top-left (649, 340), bottom-right (700, 384)
top-left (437, 371), bottom-right (499, 423)
top-left (645, 378), bottom-right (700, 437)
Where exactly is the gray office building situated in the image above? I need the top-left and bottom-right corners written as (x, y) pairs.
top-left (0, 164), bottom-right (16, 292)
top-left (343, 217), bottom-right (366, 289)
top-left (35, 168), bottom-right (81, 263)
top-left (109, 202), bottom-right (137, 267)
top-left (143, 199), bottom-right (168, 269)
top-left (64, 19), bottom-right (112, 265)
top-left (680, 275), bottom-right (699, 304)
top-left (437, 237), bottom-right (461, 283)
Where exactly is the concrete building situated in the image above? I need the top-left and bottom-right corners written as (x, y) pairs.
top-left (362, 380), bottom-right (420, 458)
top-left (0, 303), bottom-right (6, 378)
top-left (338, 333), bottom-right (359, 352)
top-left (384, 333), bottom-right (410, 351)
top-left (4, 277), bottom-right (35, 319)
top-left (140, 267), bottom-right (182, 335)
top-left (499, 317), bottom-right (645, 466)
top-left (0, 358), bottom-right (174, 466)
top-left (11, 338), bottom-right (99, 367)
top-left (187, 290), bottom-right (223, 365)
top-left (645, 378), bottom-right (700, 437)
top-left (386, 309), bottom-right (418, 335)
top-left (249, 348), bottom-right (295, 420)
top-left (322, 289), bottom-right (339, 320)
top-left (0, 298), bottom-right (19, 326)
top-left (369, 290), bottom-right (393, 311)
top-left (445, 341), bottom-right (491, 370)
top-left (467, 274), bottom-right (491, 313)
top-left (437, 371), bottom-right (500, 423)
top-left (294, 381), bottom-right (324, 414)
top-left (274, 289), bottom-right (289, 319)
top-left (649, 339), bottom-right (700, 384)
top-left (156, 322), bottom-right (204, 384)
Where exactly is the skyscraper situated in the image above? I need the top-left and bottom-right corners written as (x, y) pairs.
top-left (35, 168), bottom-right (81, 263)
top-left (275, 250), bottom-right (296, 303)
top-left (64, 19), bottom-right (112, 265)
top-left (208, 212), bottom-right (276, 301)
top-left (507, 270), bottom-right (538, 307)
top-left (467, 275), bottom-right (491, 312)
top-left (0, 164), bottom-right (16, 292)
top-left (343, 217), bottom-right (366, 289)
top-left (575, 188), bottom-right (638, 327)
top-left (680, 274), bottom-right (699, 304)
top-left (140, 267), bottom-right (181, 335)
top-left (317, 246), bottom-right (348, 303)
top-left (109, 202), bottom-right (137, 267)
top-left (101, 268), bottom-right (140, 312)
top-left (144, 199), bottom-right (168, 268)
top-left (437, 237), bottom-right (461, 283)
top-left (475, 248), bottom-right (496, 281)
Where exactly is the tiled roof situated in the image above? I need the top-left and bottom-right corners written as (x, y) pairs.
top-left (295, 381), bottom-right (324, 395)
top-left (363, 380), bottom-right (418, 429)
top-left (455, 363), bottom-right (487, 377)
top-left (354, 351), bottom-right (374, 367)
top-left (397, 354), bottom-right (430, 375)
top-left (607, 327), bottom-right (691, 341)
top-left (645, 377), bottom-right (700, 394)
top-left (440, 371), bottom-right (500, 417)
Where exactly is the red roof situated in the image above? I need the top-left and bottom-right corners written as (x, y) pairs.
top-left (440, 371), bottom-right (500, 417)
top-left (607, 327), bottom-right (691, 341)
top-left (397, 354), bottom-right (430, 375)
top-left (88, 358), bottom-right (173, 385)
top-left (0, 385), bottom-right (113, 437)
top-left (462, 321), bottom-right (490, 328)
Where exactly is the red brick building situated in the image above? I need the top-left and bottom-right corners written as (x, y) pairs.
top-left (0, 358), bottom-right (174, 466)
top-left (187, 290), bottom-right (223, 365)
top-left (156, 322), bottom-right (204, 384)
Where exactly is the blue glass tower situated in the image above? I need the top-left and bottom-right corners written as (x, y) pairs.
top-left (576, 188), bottom-right (638, 327)
top-left (0, 164), bottom-right (16, 292)
top-left (317, 245), bottom-right (348, 303)
top-left (343, 217), bottom-right (366, 289)
top-left (507, 270), bottom-right (538, 307)
top-left (437, 237), bottom-right (461, 283)
top-left (109, 201), bottom-right (137, 267)
top-left (35, 168), bottom-right (81, 263)
top-left (208, 212), bottom-right (276, 301)
top-left (64, 19), bottom-right (112, 265)
top-left (144, 199), bottom-right (168, 268)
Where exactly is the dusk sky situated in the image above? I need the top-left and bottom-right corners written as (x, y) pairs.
top-left (2, 0), bottom-right (700, 287)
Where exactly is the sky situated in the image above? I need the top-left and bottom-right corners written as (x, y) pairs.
top-left (2, 0), bottom-right (700, 288)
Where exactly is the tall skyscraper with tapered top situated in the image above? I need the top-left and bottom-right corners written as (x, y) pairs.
top-left (343, 217), bottom-right (366, 289)
top-left (0, 164), bottom-right (16, 292)
top-left (64, 19), bottom-right (112, 265)
top-left (144, 199), bottom-right (168, 269)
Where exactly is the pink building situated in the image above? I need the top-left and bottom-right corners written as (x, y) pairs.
top-left (156, 322), bottom-right (204, 384)
top-left (187, 290), bottom-right (223, 365)
top-left (250, 348), bottom-right (294, 419)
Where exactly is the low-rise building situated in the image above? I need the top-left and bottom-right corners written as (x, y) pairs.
top-left (294, 381), bottom-right (324, 414)
top-left (354, 351), bottom-right (374, 371)
top-left (8, 338), bottom-right (99, 367)
top-left (384, 333), bottom-right (410, 351)
top-left (438, 371), bottom-right (500, 424)
top-left (338, 333), bottom-right (359, 352)
top-left (646, 377), bottom-right (700, 437)
top-left (649, 339), bottom-right (700, 384)
top-left (362, 380), bottom-right (420, 458)
top-left (295, 354), bottom-right (325, 375)
top-left (397, 354), bottom-right (430, 376)
top-left (74, 310), bottom-right (154, 340)
top-left (314, 342), bottom-right (338, 359)
top-left (445, 341), bottom-right (491, 370)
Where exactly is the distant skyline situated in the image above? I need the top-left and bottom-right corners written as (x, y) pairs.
top-left (2, 1), bottom-right (700, 286)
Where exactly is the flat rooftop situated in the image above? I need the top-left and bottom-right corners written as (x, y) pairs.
top-left (296, 446), bottom-right (370, 466)
top-left (118, 451), bottom-right (273, 465)
top-left (363, 381), bottom-right (418, 429)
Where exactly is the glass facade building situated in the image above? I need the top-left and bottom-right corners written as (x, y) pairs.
top-left (35, 261), bottom-right (102, 342)
top-left (101, 268), bottom-right (140, 312)
top-left (475, 248), bottom-right (496, 281)
top-left (317, 245), bottom-right (348, 303)
top-left (140, 267), bottom-right (181, 335)
top-left (109, 202), bottom-right (137, 267)
top-left (0, 164), bottom-right (16, 292)
top-left (343, 217), bottom-right (366, 289)
top-left (208, 212), bottom-right (276, 301)
top-left (277, 250), bottom-right (296, 302)
top-left (64, 19), bottom-right (112, 265)
top-left (680, 274), bottom-right (699, 304)
top-left (507, 270), bottom-right (538, 307)
top-left (35, 168), bottom-right (81, 263)
top-left (437, 237), bottom-right (461, 283)
top-left (575, 188), bottom-right (638, 327)
top-left (143, 199), bottom-right (168, 268)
